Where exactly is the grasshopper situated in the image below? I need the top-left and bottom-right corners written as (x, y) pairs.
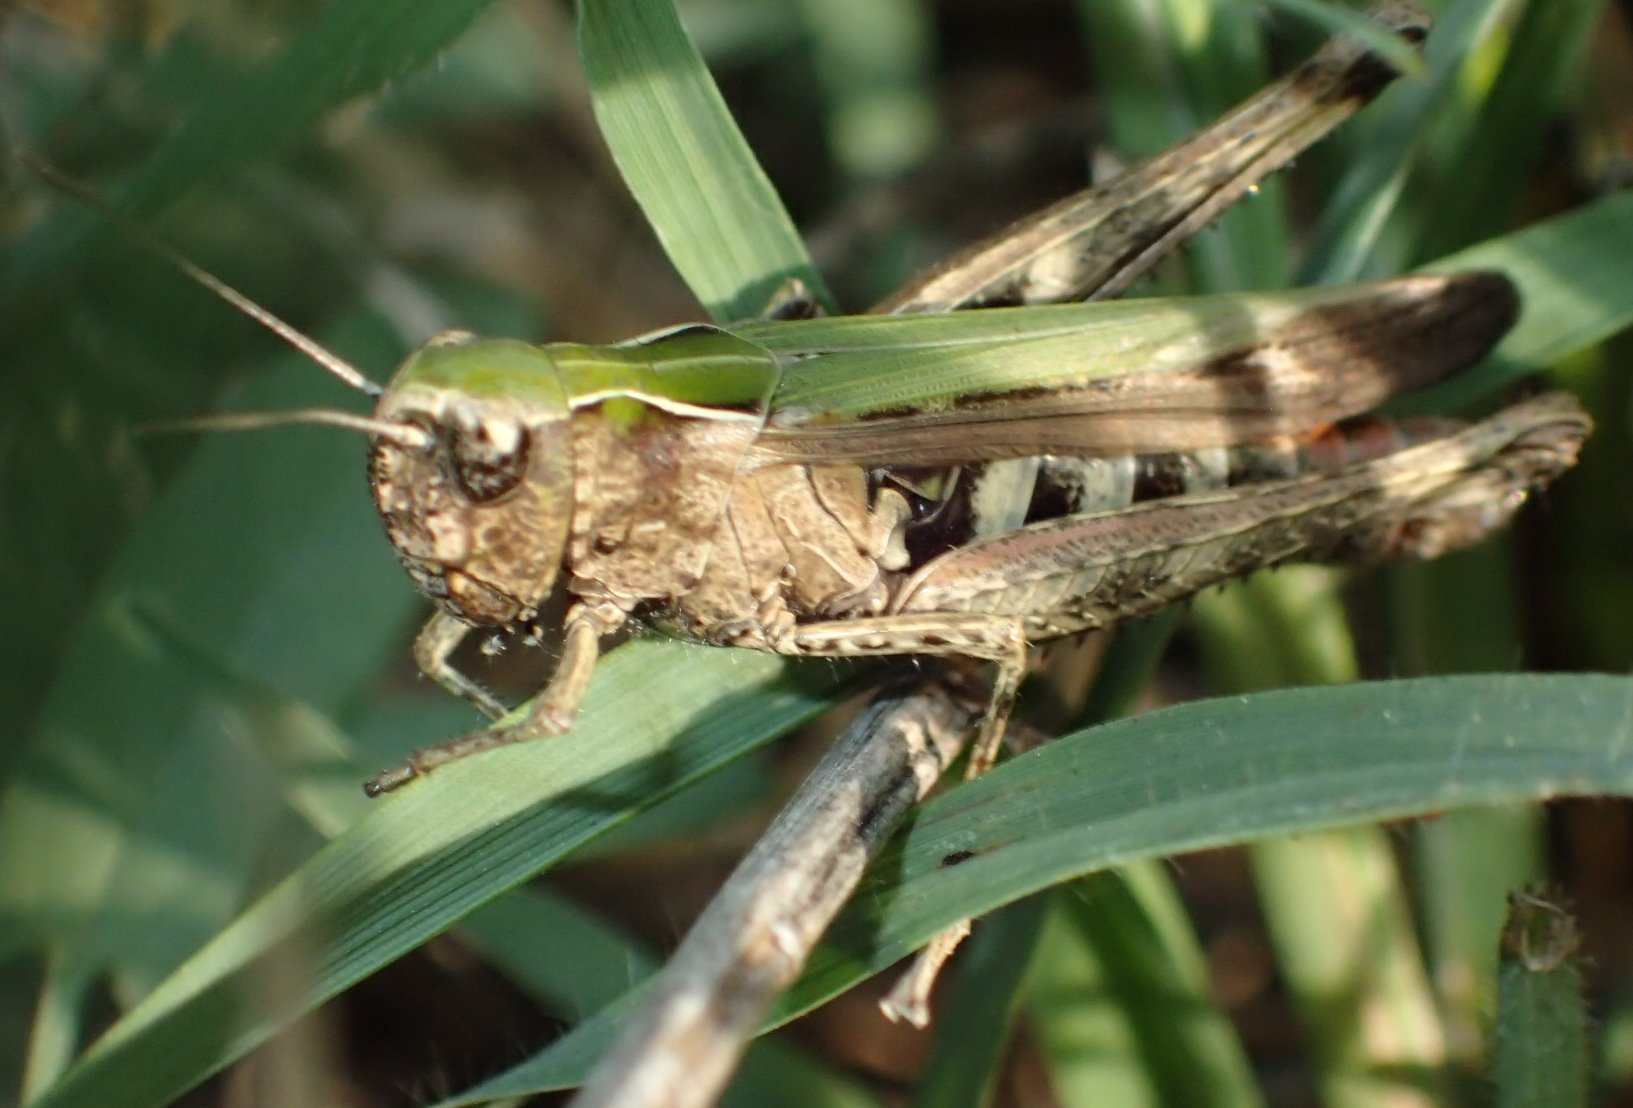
top-left (67, 1), bottom-right (1585, 799)
top-left (360, 272), bottom-right (1588, 796)
top-left (348, 2), bottom-right (1585, 794)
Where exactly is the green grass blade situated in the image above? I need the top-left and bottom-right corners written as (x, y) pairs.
top-left (1444, 189), bottom-right (1633, 364)
top-left (26, 644), bottom-right (854, 1108)
top-left (812, 674), bottom-right (1633, 1013)
top-left (576, 0), bottom-right (831, 322)
top-left (1411, 188), bottom-right (1633, 409)
top-left (426, 673), bottom-right (1633, 1099)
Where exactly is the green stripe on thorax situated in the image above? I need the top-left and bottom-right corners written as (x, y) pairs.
top-left (551, 324), bottom-right (779, 417)
top-left (389, 326), bottom-right (780, 420)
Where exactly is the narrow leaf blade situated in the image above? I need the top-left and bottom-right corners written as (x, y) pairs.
top-left (577, 0), bottom-right (830, 321)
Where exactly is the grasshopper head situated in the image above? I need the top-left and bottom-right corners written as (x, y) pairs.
top-left (368, 333), bottom-right (576, 627)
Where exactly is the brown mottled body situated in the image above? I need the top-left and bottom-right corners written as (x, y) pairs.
top-left (564, 409), bottom-right (763, 606)
top-left (365, 355), bottom-right (1587, 797)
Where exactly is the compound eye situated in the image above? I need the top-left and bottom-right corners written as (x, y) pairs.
top-left (448, 417), bottom-right (530, 502)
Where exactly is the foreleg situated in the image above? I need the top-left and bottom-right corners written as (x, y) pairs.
top-left (367, 601), bottom-right (628, 795)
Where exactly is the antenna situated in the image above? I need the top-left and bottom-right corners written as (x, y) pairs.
top-left (24, 154), bottom-right (387, 398)
top-left (142, 409), bottom-right (433, 449)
